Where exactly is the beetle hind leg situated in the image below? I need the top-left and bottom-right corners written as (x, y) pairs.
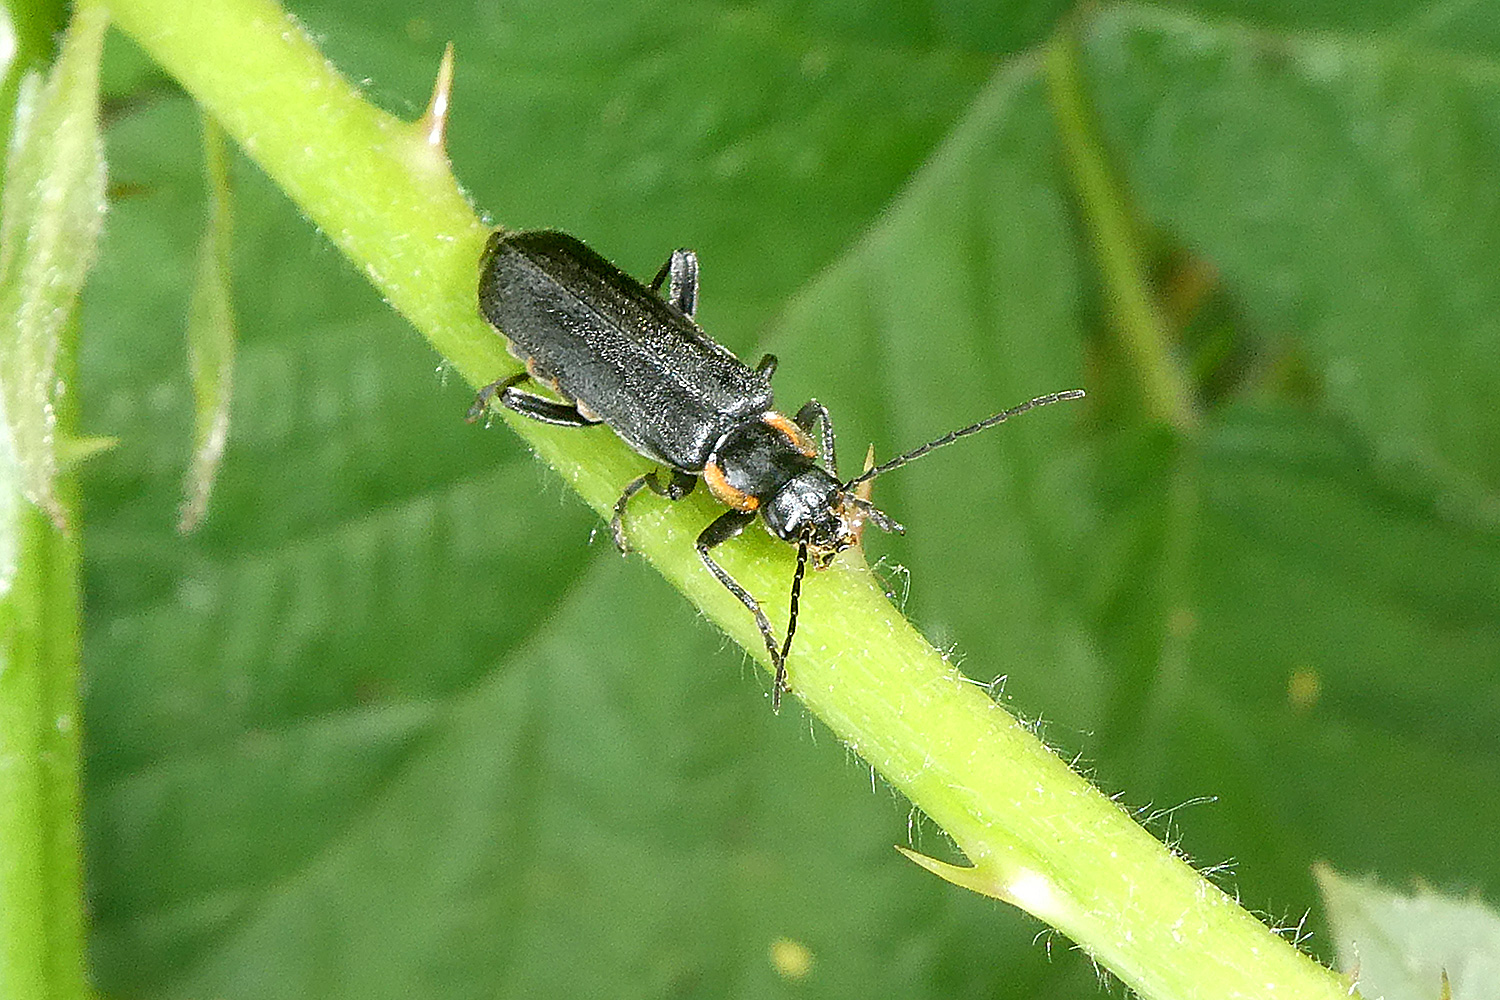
top-left (467, 371), bottom-right (603, 427)
top-left (466, 373), bottom-right (523, 423)
top-left (610, 468), bottom-right (697, 554)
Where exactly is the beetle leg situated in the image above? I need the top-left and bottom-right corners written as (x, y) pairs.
top-left (793, 398), bottom-right (837, 477)
top-left (649, 248), bottom-right (699, 318)
top-left (755, 354), bottom-right (778, 380)
top-left (468, 371), bottom-right (603, 427)
top-left (466, 372), bottom-right (526, 423)
top-left (610, 469), bottom-right (697, 554)
top-left (500, 389), bottom-right (603, 426)
top-left (696, 509), bottom-right (790, 710)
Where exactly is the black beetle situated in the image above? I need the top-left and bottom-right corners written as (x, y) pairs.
top-left (470, 229), bottom-right (1083, 709)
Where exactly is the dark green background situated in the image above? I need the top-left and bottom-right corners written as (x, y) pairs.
top-left (79, 1), bottom-right (1500, 996)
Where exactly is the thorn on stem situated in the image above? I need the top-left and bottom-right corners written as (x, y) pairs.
top-left (852, 442), bottom-right (876, 547)
top-left (419, 41), bottom-right (455, 152)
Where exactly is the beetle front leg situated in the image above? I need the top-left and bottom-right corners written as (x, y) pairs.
top-left (610, 469), bottom-right (697, 554)
top-left (649, 248), bottom-right (700, 318)
top-left (794, 398), bottom-right (837, 478)
top-left (696, 509), bottom-right (790, 710)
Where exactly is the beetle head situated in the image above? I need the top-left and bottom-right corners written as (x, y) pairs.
top-left (763, 469), bottom-right (905, 567)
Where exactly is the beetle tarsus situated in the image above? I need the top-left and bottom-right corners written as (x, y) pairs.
top-left (611, 475), bottom-right (654, 554)
top-left (650, 248), bottom-right (699, 317)
top-left (466, 372), bottom-right (525, 424)
top-left (611, 469), bottom-right (696, 554)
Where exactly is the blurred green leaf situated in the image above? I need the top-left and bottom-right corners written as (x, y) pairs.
top-left (1316, 864), bottom-right (1500, 1000)
top-left (1082, 4), bottom-right (1500, 507)
top-left (1156, 0), bottom-right (1500, 55)
top-left (177, 112), bottom-right (235, 532)
top-left (80, 0), bottom-right (1500, 997)
top-left (0, 1), bottom-right (107, 530)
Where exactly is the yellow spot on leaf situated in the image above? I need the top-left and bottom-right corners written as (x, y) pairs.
top-left (769, 937), bottom-right (814, 980)
top-left (1288, 668), bottom-right (1321, 712)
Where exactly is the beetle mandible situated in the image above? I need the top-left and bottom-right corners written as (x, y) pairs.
top-left (469, 229), bottom-right (1083, 710)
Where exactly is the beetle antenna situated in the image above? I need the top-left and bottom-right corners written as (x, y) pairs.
top-left (774, 530), bottom-right (812, 712)
top-left (843, 389), bottom-right (1085, 489)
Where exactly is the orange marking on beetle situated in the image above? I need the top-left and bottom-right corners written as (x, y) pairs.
top-left (704, 461), bottom-right (759, 511)
top-left (761, 411), bottom-right (816, 458)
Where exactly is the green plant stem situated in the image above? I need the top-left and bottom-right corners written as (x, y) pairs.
top-left (103, 0), bottom-right (1353, 997)
top-left (1045, 26), bottom-right (1197, 432)
top-left (0, 3), bottom-right (101, 997)
top-left (0, 504), bottom-right (85, 1000)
